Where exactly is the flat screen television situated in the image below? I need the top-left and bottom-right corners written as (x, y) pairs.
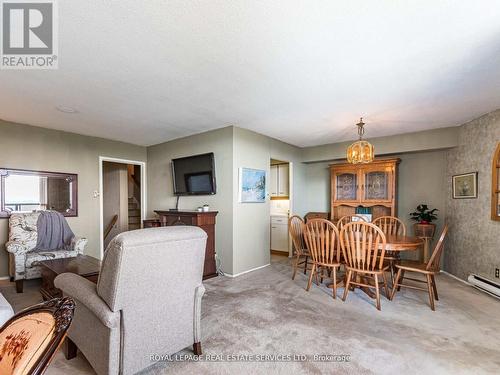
top-left (171, 152), bottom-right (216, 195)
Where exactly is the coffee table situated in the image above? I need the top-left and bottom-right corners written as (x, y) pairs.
top-left (39, 255), bottom-right (101, 300)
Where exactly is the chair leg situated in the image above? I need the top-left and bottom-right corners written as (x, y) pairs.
top-left (431, 275), bottom-right (439, 300)
top-left (426, 274), bottom-right (435, 311)
top-left (65, 338), bottom-right (78, 360)
top-left (389, 260), bottom-right (395, 285)
top-left (342, 270), bottom-right (352, 301)
top-left (304, 256), bottom-right (308, 274)
top-left (193, 342), bottom-right (202, 355)
top-left (306, 264), bottom-right (316, 291)
top-left (332, 267), bottom-right (337, 299)
top-left (15, 279), bottom-right (23, 293)
top-left (397, 270), bottom-right (405, 291)
top-left (292, 254), bottom-right (300, 280)
top-left (374, 274), bottom-right (381, 311)
top-left (314, 266), bottom-right (320, 285)
top-left (390, 269), bottom-right (402, 300)
top-left (381, 272), bottom-right (390, 299)
top-left (350, 272), bottom-right (357, 291)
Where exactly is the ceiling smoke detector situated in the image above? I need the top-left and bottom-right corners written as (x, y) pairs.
top-left (55, 105), bottom-right (79, 114)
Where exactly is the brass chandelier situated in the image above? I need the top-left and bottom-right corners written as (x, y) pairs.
top-left (346, 117), bottom-right (374, 164)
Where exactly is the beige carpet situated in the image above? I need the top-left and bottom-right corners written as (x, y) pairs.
top-left (2, 256), bottom-right (499, 375)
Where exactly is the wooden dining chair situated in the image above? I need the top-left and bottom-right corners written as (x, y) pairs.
top-left (372, 216), bottom-right (406, 283)
top-left (303, 219), bottom-right (341, 298)
top-left (304, 212), bottom-right (329, 223)
top-left (336, 215), bottom-right (367, 231)
top-left (372, 216), bottom-right (406, 236)
top-left (390, 224), bottom-right (449, 311)
top-left (0, 297), bottom-right (75, 375)
top-left (288, 215), bottom-right (310, 280)
top-left (340, 222), bottom-right (390, 310)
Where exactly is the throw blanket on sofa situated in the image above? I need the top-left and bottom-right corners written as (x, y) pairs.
top-left (35, 211), bottom-right (74, 251)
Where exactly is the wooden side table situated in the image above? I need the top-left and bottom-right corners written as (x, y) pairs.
top-left (413, 223), bottom-right (436, 262)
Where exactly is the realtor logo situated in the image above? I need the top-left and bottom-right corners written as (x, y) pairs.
top-left (1, 0), bottom-right (58, 69)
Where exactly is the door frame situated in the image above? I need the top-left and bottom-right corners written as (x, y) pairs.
top-left (99, 156), bottom-right (147, 259)
top-left (269, 159), bottom-right (294, 257)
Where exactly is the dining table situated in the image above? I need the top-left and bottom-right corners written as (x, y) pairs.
top-left (378, 234), bottom-right (424, 252)
top-left (328, 234), bottom-right (424, 297)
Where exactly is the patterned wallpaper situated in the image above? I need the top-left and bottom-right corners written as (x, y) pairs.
top-left (444, 109), bottom-right (500, 281)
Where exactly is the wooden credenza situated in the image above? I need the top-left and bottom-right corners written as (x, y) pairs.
top-left (330, 158), bottom-right (400, 221)
top-left (153, 210), bottom-right (218, 280)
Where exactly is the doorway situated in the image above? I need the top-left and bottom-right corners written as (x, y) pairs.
top-left (269, 158), bottom-right (293, 258)
top-left (99, 157), bottom-right (146, 258)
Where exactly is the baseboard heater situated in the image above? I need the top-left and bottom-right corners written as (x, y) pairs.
top-left (467, 274), bottom-right (500, 300)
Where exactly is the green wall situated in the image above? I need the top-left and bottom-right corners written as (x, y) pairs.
top-left (1, 115), bottom-right (494, 281)
top-left (147, 127), bottom-right (235, 274)
top-left (0, 119), bottom-right (146, 277)
top-left (302, 150), bottom-right (448, 259)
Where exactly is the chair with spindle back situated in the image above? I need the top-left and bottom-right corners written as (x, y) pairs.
top-left (372, 216), bottom-right (406, 283)
top-left (390, 224), bottom-right (449, 311)
top-left (340, 222), bottom-right (390, 310)
top-left (288, 215), bottom-right (310, 280)
top-left (372, 216), bottom-right (406, 236)
top-left (304, 212), bottom-right (329, 223)
top-left (303, 219), bottom-right (342, 299)
top-left (336, 215), bottom-right (367, 231)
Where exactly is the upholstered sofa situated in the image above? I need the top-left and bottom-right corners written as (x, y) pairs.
top-left (5, 212), bottom-right (88, 293)
top-left (55, 226), bottom-right (207, 375)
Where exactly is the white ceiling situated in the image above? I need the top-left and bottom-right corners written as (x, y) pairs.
top-left (1, 1), bottom-right (500, 147)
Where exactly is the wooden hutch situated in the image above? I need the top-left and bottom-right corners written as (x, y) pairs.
top-left (330, 158), bottom-right (400, 222)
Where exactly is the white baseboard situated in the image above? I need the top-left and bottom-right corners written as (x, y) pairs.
top-left (0, 276), bottom-right (10, 281)
top-left (440, 270), bottom-right (471, 285)
top-left (225, 263), bottom-right (270, 278)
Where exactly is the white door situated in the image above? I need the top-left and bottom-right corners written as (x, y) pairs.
top-left (270, 165), bottom-right (278, 197)
top-left (278, 164), bottom-right (289, 196)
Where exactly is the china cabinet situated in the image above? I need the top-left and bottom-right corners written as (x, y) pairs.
top-left (330, 158), bottom-right (400, 221)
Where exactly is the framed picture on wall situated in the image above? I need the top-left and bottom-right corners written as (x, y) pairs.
top-left (239, 168), bottom-right (266, 203)
top-left (452, 172), bottom-right (478, 199)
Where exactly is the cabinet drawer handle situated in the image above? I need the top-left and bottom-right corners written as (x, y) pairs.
top-left (271, 226), bottom-right (277, 229)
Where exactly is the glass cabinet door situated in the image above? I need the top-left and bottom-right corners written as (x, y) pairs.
top-left (363, 169), bottom-right (391, 201)
top-left (335, 172), bottom-right (358, 201)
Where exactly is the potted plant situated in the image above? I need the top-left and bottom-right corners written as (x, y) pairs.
top-left (410, 204), bottom-right (438, 238)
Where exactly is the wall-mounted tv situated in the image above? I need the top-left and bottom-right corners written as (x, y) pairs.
top-left (171, 152), bottom-right (216, 195)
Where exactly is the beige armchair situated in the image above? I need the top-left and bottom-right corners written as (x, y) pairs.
top-left (55, 226), bottom-right (207, 375)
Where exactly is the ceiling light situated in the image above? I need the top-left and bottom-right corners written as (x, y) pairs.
top-left (56, 105), bottom-right (78, 114)
top-left (346, 117), bottom-right (374, 164)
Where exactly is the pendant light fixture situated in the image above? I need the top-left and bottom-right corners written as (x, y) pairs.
top-left (346, 117), bottom-right (374, 164)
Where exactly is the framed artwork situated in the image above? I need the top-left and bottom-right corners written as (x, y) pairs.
top-left (239, 168), bottom-right (266, 203)
top-left (452, 172), bottom-right (478, 199)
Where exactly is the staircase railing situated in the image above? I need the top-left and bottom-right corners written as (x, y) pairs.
top-left (104, 214), bottom-right (119, 240)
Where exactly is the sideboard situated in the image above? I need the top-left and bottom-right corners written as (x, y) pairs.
top-left (153, 210), bottom-right (218, 279)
